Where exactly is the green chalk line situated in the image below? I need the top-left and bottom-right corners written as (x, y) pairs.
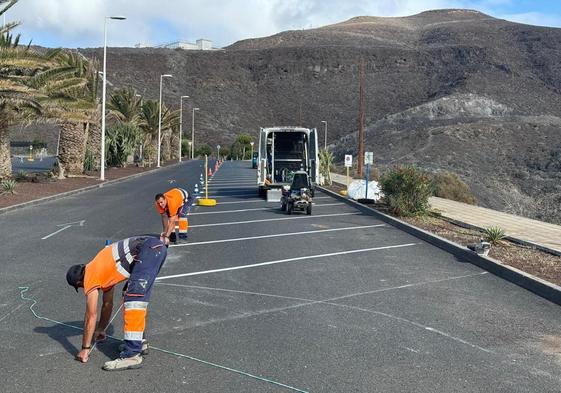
top-left (18, 286), bottom-right (309, 393)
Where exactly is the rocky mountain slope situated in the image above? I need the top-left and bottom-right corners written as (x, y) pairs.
top-left (77, 9), bottom-right (561, 224)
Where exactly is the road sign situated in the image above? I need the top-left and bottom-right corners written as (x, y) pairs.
top-left (344, 154), bottom-right (352, 167)
top-left (365, 152), bottom-right (373, 165)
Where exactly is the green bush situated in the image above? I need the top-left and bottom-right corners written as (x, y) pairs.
top-left (83, 149), bottom-right (97, 172)
top-left (1, 179), bottom-right (17, 194)
top-left (196, 144), bottom-right (212, 158)
top-left (105, 123), bottom-right (142, 167)
top-left (14, 170), bottom-right (27, 181)
top-left (380, 165), bottom-right (432, 216)
top-left (484, 226), bottom-right (506, 245)
top-left (180, 139), bottom-right (191, 158)
top-left (432, 171), bottom-right (476, 204)
top-left (319, 149), bottom-right (334, 185)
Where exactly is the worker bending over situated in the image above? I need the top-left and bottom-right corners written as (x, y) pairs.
top-left (66, 236), bottom-right (167, 371)
top-left (155, 187), bottom-right (192, 245)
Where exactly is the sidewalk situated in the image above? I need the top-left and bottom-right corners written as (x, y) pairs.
top-left (330, 173), bottom-right (561, 255)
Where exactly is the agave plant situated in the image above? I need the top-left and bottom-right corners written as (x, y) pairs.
top-left (319, 149), bottom-right (334, 185)
top-left (1, 178), bottom-right (17, 194)
top-left (484, 226), bottom-right (506, 246)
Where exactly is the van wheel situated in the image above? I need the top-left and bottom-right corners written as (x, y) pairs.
top-left (281, 201), bottom-right (286, 211)
top-left (306, 204), bottom-right (312, 215)
top-left (287, 202), bottom-right (293, 215)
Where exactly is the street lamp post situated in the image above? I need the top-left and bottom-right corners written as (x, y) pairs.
top-left (250, 141), bottom-right (254, 158)
top-left (188, 141), bottom-right (192, 160)
top-left (135, 93), bottom-right (143, 161)
top-left (191, 107), bottom-right (199, 159)
top-left (321, 120), bottom-right (327, 150)
top-left (217, 144), bottom-right (221, 159)
top-left (100, 15), bottom-right (126, 181)
top-left (157, 74), bottom-right (173, 167)
top-left (179, 95), bottom-right (189, 162)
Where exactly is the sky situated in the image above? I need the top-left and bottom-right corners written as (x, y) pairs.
top-left (5, 0), bottom-right (561, 49)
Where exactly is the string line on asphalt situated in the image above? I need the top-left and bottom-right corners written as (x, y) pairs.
top-left (17, 286), bottom-right (309, 393)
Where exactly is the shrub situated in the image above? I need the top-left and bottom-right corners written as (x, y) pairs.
top-left (484, 226), bottom-right (506, 245)
top-left (432, 171), bottom-right (476, 204)
top-left (83, 149), bottom-right (97, 172)
top-left (1, 179), bottom-right (17, 194)
top-left (319, 149), bottom-right (334, 185)
top-left (14, 170), bottom-right (27, 181)
top-left (105, 123), bottom-right (142, 167)
top-left (380, 165), bottom-right (432, 216)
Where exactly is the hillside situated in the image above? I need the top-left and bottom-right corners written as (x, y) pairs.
top-left (77, 9), bottom-right (561, 224)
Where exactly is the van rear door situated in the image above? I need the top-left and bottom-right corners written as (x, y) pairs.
top-left (308, 128), bottom-right (319, 184)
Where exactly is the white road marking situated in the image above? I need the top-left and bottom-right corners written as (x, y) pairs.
top-left (157, 242), bottom-right (418, 280)
top-left (186, 203), bottom-right (344, 216)
top-left (170, 224), bottom-right (385, 247)
top-left (216, 196), bottom-right (332, 205)
top-left (189, 212), bottom-right (360, 228)
top-left (156, 271), bottom-right (492, 354)
top-left (206, 194), bottom-right (257, 198)
top-left (41, 219), bottom-right (85, 240)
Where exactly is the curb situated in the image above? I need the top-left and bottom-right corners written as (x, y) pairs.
top-left (434, 215), bottom-right (561, 257)
top-left (0, 161), bottom-right (186, 215)
top-left (319, 185), bottom-right (561, 307)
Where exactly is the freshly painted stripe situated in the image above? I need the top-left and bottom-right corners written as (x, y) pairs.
top-left (189, 212), bottom-right (360, 228)
top-left (157, 243), bottom-right (418, 280)
top-left (216, 196), bottom-right (332, 205)
top-left (187, 203), bottom-right (344, 216)
top-left (170, 224), bottom-right (385, 247)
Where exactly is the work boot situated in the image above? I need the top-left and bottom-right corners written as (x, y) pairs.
top-left (102, 354), bottom-right (143, 371)
top-left (118, 340), bottom-right (149, 355)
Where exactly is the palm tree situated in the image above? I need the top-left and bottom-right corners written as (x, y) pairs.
top-left (30, 50), bottom-right (101, 177)
top-left (138, 99), bottom-right (178, 164)
top-left (107, 86), bottom-right (142, 125)
top-left (0, 0), bottom-right (61, 177)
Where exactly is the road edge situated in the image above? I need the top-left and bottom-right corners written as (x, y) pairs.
top-left (319, 186), bottom-right (561, 307)
top-left (0, 161), bottom-right (185, 215)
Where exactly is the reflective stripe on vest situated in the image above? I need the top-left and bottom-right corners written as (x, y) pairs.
top-left (111, 237), bottom-right (146, 278)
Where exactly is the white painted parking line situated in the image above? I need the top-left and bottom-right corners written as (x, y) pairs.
top-left (156, 271), bottom-right (492, 354)
top-left (190, 212), bottom-right (360, 228)
top-left (170, 224), bottom-right (385, 247)
top-left (187, 203), bottom-right (344, 216)
top-left (216, 196), bottom-right (332, 205)
top-left (157, 242), bottom-right (418, 280)
top-left (207, 186), bottom-right (257, 189)
top-left (206, 194), bottom-right (258, 198)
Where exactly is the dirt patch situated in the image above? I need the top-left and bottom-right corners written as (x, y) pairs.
top-left (323, 183), bottom-right (561, 287)
top-left (0, 160), bottom-right (179, 209)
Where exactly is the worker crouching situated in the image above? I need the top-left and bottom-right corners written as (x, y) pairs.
top-left (155, 188), bottom-right (192, 245)
top-left (66, 236), bottom-right (167, 371)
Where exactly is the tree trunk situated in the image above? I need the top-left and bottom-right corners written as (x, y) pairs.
top-left (0, 121), bottom-right (12, 178)
top-left (162, 128), bottom-right (172, 161)
top-left (58, 120), bottom-right (87, 177)
top-left (85, 117), bottom-right (101, 170)
top-left (170, 130), bottom-right (179, 160)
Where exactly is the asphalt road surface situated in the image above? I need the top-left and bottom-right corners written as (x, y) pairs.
top-left (1, 160), bottom-right (560, 393)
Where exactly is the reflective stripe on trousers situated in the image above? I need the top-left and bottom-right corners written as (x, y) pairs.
top-left (120, 237), bottom-right (167, 358)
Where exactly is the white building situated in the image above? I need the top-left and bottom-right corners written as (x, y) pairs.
top-left (135, 39), bottom-right (218, 50)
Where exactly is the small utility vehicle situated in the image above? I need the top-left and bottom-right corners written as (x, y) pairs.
top-left (280, 171), bottom-right (313, 215)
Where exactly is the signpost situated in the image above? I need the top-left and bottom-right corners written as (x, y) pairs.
top-left (344, 154), bottom-right (352, 192)
top-left (364, 152), bottom-right (373, 201)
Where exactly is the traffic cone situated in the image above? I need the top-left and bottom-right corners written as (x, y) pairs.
top-left (194, 184), bottom-right (200, 199)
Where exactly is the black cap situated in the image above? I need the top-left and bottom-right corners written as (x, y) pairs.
top-left (66, 264), bottom-right (85, 293)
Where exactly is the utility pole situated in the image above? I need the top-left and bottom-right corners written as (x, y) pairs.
top-left (358, 59), bottom-right (365, 177)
